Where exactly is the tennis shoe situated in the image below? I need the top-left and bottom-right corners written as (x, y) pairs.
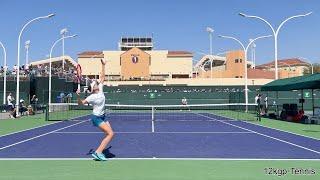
top-left (92, 152), bottom-right (107, 161)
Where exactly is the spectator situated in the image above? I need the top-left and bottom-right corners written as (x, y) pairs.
top-left (13, 65), bottom-right (18, 75)
top-left (7, 93), bottom-right (15, 117)
top-left (30, 95), bottom-right (38, 112)
top-left (254, 94), bottom-right (260, 104)
top-left (27, 105), bottom-right (34, 115)
top-left (19, 99), bottom-right (28, 115)
top-left (255, 94), bottom-right (262, 121)
top-left (10, 107), bottom-right (17, 119)
top-left (60, 92), bottom-right (65, 103)
top-left (264, 95), bottom-right (268, 113)
top-left (66, 93), bottom-right (73, 103)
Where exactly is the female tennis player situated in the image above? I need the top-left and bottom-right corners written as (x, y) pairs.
top-left (76, 59), bottom-right (114, 161)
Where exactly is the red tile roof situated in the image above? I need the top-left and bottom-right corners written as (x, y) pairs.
top-left (167, 51), bottom-right (193, 57)
top-left (256, 58), bottom-right (309, 69)
top-left (168, 51), bottom-right (192, 55)
top-left (78, 51), bottom-right (104, 58)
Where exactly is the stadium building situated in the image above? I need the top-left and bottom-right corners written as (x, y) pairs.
top-left (78, 37), bottom-right (193, 81)
top-left (77, 37), bottom-right (271, 86)
top-left (255, 58), bottom-right (311, 78)
top-left (28, 37), bottom-right (311, 86)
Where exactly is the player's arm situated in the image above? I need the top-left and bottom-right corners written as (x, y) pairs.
top-left (99, 59), bottom-right (106, 83)
top-left (76, 89), bottom-right (87, 105)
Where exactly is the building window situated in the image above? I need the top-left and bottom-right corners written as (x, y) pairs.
top-left (122, 38), bottom-right (128, 43)
top-left (239, 59), bottom-right (242, 63)
top-left (235, 59), bottom-right (239, 63)
top-left (235, 76), bottom-right (239, 78)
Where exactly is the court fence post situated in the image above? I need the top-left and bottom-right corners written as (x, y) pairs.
top-left (45, 104), bottom-right (49, 121)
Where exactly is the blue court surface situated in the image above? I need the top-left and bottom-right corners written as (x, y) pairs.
top-left (0, 112), bottom-right (319, 159)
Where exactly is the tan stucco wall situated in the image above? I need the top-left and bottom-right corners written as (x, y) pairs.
top-left (78, 57), bottom-right (104, 76)
top-left (225, 50), bottom-right (245, 78)
top-left (78, 49), bottom-right (193, 78)
top-left (120, 48), bottom-right (150, 80)
top-left (103, 51), bottom-right (122, 75)
top-left (278, 66), bottom-right (306, 78)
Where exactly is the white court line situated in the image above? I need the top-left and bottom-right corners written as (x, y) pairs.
top-left (0, 113), bottom-right (91, 138)
top-left (202, 111), bottom-right (320, 141)
top-left (53, 131), bottom-right (253, 134)
top-left (109, 119), bottom-right (237, 122)
top-left (0, 157), bottom-right (319, 161)
top-left (154, 119), bottom-right (237, 122)
top-left (151, 120), bottom-right (155, 132)
top-left (108, 115), bottom-right (151, 117)
top-left (0, 120), bottom-right (88, 151)
top-left (0, 121), bottom-right (62, 138)
top-left (195, 113), bottom-right (320, 155)
top-left (243, 120), bottom-right (320, 141)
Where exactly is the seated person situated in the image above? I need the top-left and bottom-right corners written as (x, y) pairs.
top-left (293, 110), bottom-right (308, 123)
top-left (27, 105), bottom-right (34, 115)
top-left (9, 108), bottom-right (17, 119)
top-left (19, 99), bottom-right (28, 115)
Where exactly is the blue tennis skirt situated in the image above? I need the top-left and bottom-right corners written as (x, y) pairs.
top-left (91, 114), bottom-right (107, 127)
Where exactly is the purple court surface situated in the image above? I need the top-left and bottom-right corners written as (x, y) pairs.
top-left (0, 113), bottom-right (319, 159)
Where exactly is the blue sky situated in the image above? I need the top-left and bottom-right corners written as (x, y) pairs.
top-left (0, 0), bottom-right (319, 68)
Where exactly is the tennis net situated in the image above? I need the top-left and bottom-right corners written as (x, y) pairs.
top-left (46, 103), bottom-right (260, 122)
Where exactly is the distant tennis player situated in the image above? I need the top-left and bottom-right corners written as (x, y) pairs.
top-left (76, 59), bottom-right (114, 161)
top-left (181, 97), bottom-right (190, 111)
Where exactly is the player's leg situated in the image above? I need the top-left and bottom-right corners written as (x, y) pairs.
top-left (96, 121), bottom-right (114, 153)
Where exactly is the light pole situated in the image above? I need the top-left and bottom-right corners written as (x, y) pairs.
top-left (249, 39), bottom-right (256, 68)
top-left (0, 41), bottom-right (7, 105)
top-left (25, 40), bottom-right (30, 65)
top-left (239, 12), bottom-right (312, 79)
top-left (219, 34), bottom-right (272, 111)
top-left (16, 14), bottom-right (55, 117)
top-left (60, 28), bottom-right (68, 72)
top-left (49, 34), bottom-right (77, 107)
top-left (206, 27), bottom-right (214, 55)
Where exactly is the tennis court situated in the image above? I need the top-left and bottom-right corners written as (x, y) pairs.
top-left (0, 103), bottom-right (319, 160)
